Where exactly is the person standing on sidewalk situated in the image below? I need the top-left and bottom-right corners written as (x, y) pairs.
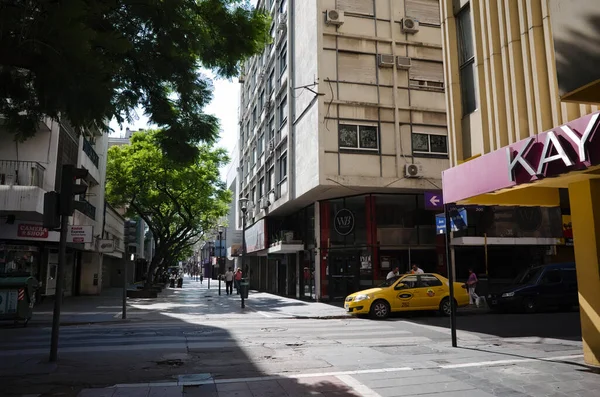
top-left (200, 273), bottom-right (203, 284)
top-left (467, 268), bottom-right (480, 307)
top-left (224, 267), bottom-right (234, 295)
top-left (234, 268), bottom-right (243, 294)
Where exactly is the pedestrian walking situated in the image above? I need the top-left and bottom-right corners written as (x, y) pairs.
top-left (234, 268), bottom-right (242, 294)
top-left (467, 268), bottom-right (480, 307)
top-left (200, 273), bottom-right (203, 284)
top-left (224, 267), bottom-right (234, 295)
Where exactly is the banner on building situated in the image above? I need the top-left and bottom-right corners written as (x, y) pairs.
top-left (67, 225), bottom-right (93, 243)
top-left (97, 239), bottom-right (115, 253)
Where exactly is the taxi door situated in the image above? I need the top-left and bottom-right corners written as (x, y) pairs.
top-left (392, 275), bottom-right (420, 311)
top-left (416, 274), bottom-right (446, 310)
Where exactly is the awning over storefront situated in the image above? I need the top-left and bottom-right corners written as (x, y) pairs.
top-left (442, 112), bottom-right (600, 206)
top-left (267, 242), bottom-right (304, 254)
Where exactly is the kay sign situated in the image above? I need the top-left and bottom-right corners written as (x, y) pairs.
top-left (507, 113), bottom-right (600, 183)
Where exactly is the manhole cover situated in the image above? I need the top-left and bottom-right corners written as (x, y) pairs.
top-left (261, 327), bottom-right (287, 332)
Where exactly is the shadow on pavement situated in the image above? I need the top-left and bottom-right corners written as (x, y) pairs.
top-left (0, 280), bottom-right (359, 397)
top-left (390, 309), bottom-right (582, 342)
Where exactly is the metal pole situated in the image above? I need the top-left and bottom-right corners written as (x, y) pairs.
top-left (49, 214), bottom-right (69, 362)
top-left (241, 213), bottom-right (246, 309)
top-left (444, 204), bottom-right (458, 348)
top-left (219, 232), bottom-right (223, 296)
top-left (122, 257), bottom-right (129, 319)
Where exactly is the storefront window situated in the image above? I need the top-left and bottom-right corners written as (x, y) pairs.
top-left (329, 196), bottom-right (368, 246)
top-left (0, 244), bottom-right (39, 277)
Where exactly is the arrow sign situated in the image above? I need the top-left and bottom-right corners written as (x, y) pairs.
top-left (424, 191), bottom-right (443, 210)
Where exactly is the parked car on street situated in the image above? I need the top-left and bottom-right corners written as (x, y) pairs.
top-left (344, 273), bottom-right (470, 319)
top-left (487, 262), bottom-right (578, 313)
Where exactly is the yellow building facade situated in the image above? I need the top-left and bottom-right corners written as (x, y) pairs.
top-left (440, 0), bottom-right (600, 366)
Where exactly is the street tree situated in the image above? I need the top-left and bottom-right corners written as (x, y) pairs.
top-left (1, 0), bottom-right (269, 161)
top-left (106, 129), bottom-right (231, 283)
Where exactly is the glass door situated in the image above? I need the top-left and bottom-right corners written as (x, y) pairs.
top-left (328, 251), bottom-right (360, 300)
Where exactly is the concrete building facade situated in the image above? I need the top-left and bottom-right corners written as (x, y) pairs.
top-left (236, 0), bottom-right (451, 301)
top-left (0, 118), bottom-right (110, 296)
top-left (439, 0), bottom-right (600, 366)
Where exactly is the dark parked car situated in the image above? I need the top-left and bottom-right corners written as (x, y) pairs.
top-left (487, 262), bottom-right (578, 313)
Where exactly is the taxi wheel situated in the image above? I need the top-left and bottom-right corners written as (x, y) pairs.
top-left (439, 297), bottom-right (453, 316)
top-left (370, 300), bottom-right (390, 320)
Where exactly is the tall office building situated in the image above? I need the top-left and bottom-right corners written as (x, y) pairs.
top-left (236, 0), bottom-right (449, 301)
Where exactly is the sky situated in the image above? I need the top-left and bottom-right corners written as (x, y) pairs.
top-left (108, 70), bottom-right (241, 181)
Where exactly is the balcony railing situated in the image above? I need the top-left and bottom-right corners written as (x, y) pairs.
top-left (0, 160), bottom-right (45, 188)
top-left (83, 138), bottom-right (99, 167)
top-left (75, 198), bottom-right (96, 220)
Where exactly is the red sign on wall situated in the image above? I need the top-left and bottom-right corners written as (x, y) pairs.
top-left (17, 224), bottom-right (49, 239)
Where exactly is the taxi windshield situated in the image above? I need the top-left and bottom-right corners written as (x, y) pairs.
top-left (379, 276), bottom-right (400, 288)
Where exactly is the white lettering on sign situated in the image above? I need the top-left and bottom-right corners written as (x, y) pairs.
top-left (507, 113), bottom-right (600, 182)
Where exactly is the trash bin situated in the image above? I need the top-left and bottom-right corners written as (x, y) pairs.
top-left (0, 276), bottom-right (38, 327)
top-left (239, 279), bottom-right (249, 299)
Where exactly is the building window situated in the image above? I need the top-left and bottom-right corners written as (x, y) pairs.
top-left (279, 95), bottom-right (288, 126)
top-left (268, 167), bottom-right (274, 191)
top-left (252, 147), bottom-right (257, 165)
top-left (338, 124), bottom-right (379, 151)
top-left (259, 90), bottom-right (264, 113)
top-left (279, 152), bottom-right (287, 181)
top-left (258, 178), bottom-right (264, 198)
top-left (412, 133), bottom-right (448, 155)
top-left (279, 43), bottom-right (287, 75)
top-left (252, 106), bottom-right (257, 127)
top-left (268, 116), bottom-right (275, 140)
top-left (279, 0), bottom-right (287, 14)
top-left (405, 0), bottom-right (440, 26)
top-left (409, 60), bottom-right (444, 91)
top-left (457, 5), bottom-right (476, 115)
top-left (268, 69), bottom-right (275, 93)
top-left (258, 133), bottom-right (265, 155)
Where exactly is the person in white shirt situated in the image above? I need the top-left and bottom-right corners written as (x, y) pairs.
top-left (411, 264), bottom-right (424, 274)
top-left (224, 268), bottom-right (234, 295)
top-left (386, 267), bottom-right (399, 280)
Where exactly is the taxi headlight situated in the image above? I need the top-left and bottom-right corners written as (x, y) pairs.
top-left (354, 294), bottom-right (371, 302)
top-left (502, 292), bottom-right (515, 298)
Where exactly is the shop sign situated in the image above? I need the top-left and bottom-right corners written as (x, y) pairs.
top-left (67, 225), bottom-right (93, 243)
top-left (507, 113), bottom-right (600, 183)
top-left (98, 239), bottom-right (115, 253)
top-left (17, 224), bottom-right (48, 239)
top-left (334, 209), bottom-right (355, 236)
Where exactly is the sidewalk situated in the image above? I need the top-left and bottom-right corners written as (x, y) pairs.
top-left (14, 277), bottom-right (350, 328)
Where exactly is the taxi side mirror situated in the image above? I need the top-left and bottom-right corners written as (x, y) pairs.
top-left (395, 283), bottom-right (406, 290)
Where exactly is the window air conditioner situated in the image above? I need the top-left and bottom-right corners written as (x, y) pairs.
top-left (325, 9), bottom-right (345, 26)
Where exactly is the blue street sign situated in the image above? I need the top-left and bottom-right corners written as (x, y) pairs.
top-left (424, 191), bottom-right (443, 210)
top-left (435, 208), bottom-right (468, 234)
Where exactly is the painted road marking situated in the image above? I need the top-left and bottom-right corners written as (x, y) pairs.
top-left (337, 374), bottom-right (383, 397)
top-left (111, 354), bottom-right (585, 388)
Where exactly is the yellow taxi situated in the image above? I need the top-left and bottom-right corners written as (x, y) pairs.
top-left (344, 273), bottom-right (470, 319)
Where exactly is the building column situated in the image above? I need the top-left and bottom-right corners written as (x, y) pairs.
top-left (568, 179), bottom-right (600, 367)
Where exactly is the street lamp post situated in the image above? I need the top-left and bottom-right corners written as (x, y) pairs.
top-left (239, 197), bottom-right (249, 309)
top-left (218, 225), bottom-right (224, 296)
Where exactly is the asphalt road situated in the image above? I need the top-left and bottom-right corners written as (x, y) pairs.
top-left (0, 280), bottom-right (590, 397)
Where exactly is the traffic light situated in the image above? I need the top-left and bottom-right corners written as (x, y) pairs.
top-left (124, 219), bottom-right (138, 255)
top-left (43, 191), bottom-right (61, 229)
top-left (59, 164), bottom-right (89, 216)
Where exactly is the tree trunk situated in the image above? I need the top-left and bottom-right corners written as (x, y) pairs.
top-left (145, 251), bottom-right (163, 287)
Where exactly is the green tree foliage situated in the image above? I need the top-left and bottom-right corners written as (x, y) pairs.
top-left (0, 0), bottom-right (268, 160)
top-left (106, 129), bottom-right (231, 281)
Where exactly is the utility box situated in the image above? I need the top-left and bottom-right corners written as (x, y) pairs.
top-left (0, 276), bottom-right (38, 326)
top-left (239, 279), bottom-right (249, 299)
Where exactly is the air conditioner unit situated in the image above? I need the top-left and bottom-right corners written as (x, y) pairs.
top-left (378, 54), bottom-right (395, 68)
top-left (258, 72), bottom-right (265, 84)
top-left (268, 139), bottom-right (275, 151)
top-left (325, 9), bottom-right (345, 26)
top-left (404, 163), bottom-right (423, 178)
top-left (265, 99), bottom-right (274, 110)
top-left (396, 56), bottom-right (412, 69)
top-left (239, 74), bottom-right (246, 83)
top-left (401, 17), bottom-right (420, 33)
